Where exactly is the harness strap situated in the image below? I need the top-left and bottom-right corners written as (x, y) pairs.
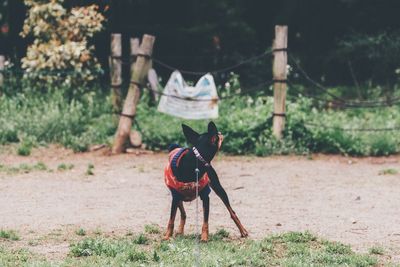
top-left (192, 147), bottom-right (211, 168)
top-left (171, 148), bottom-right (189, 177)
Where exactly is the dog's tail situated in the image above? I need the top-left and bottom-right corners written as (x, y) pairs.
top-left (168, 143), bottom-right (180, 152)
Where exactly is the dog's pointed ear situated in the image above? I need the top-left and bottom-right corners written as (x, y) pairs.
top-left (208, 121), bottom-right (218, 135)
top-left (182, 124), bottom-right (200, 144)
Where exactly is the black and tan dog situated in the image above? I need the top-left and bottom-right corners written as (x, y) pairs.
top-left (163, 121), bottom-right (248, 241)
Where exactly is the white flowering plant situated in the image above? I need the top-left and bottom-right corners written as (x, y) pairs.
top-left (21, 0), bottom-right (105, 87)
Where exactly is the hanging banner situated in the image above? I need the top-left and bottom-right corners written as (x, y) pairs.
top-left (157, 71), bottom-right (219, 120)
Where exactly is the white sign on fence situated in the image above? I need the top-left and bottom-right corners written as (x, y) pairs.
top-left (157, 70), bottom-right (219, 120)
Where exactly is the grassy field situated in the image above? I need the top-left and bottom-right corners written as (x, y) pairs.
top-left (0, 227), bottom-right (381, 267)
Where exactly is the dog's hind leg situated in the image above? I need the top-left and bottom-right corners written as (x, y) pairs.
top-left (164, 198), bottom-right (179, 240)
top-left (201, 195), bottom-right (210, 242)
top-left (176, 201), bottom-right (186, 236)
top-left (208, 167), bottom-right (249, 238)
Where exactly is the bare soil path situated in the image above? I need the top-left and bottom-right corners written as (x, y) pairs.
top-left (0, 146), bottom-right (399, 261)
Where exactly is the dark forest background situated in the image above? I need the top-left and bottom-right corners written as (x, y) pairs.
top-left (1, 0), bottom-right (400, 86)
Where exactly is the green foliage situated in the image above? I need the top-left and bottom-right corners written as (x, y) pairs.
top-left (137, 88), bottom-right (400, 156)
top-left (0, 87), bottom-right (114, 152)
top-left (0, 230), bottom-right (19, 241)
top-left (1, 80), bottom-right (400, 156)
top-left (16, 135), bottom-right (37, 156)
top-left (337, 31), bottom-right (400, 85)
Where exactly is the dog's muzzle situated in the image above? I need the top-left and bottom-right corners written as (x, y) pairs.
top-left (217, 132), bottom-right (224, 150)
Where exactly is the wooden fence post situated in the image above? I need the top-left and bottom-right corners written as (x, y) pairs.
top-left (272, 25), bottom-right (288, 139)
top-left (112, 34), bottom-right (155, 154)
top-left (110, 33), bottom-right (123, 114)
top-left (130, 37), bottom-right (140, 60)
top-left (0, 55), bottom-right (5, 92)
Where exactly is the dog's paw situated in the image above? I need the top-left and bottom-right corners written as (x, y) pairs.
top-left (163, 234), bottom-right (171, 241)
top-left (201, 224), bottom-right (209, 242)
top-left (240, 228), bottom-right (249, 238)
top-left (175, 230), bottom-right (184, 236)
top-left (200, 234), bottom-right (209, 242)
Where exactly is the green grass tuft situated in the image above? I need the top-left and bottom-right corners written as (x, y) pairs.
top-left (0, 162), bottom-right (48, 175)
top-left (369, 246), bottom-right (385, 255)
top-left (0, 230), bottom-right (20, 241)
top-left (144, 224), bottom-right (160, 235)
top-left (85, 163), bottom-right (94, 175)
top-left (57, 163), bottom-right (74, 171)
top-left (75, 228), bottom-right (86, 236)
top-left (132, 233), bottom-right (148, 245)
top-left (379, 168), bottom-right (398, 175)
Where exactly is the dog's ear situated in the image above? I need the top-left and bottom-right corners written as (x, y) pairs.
top-left (182, 124), bottom-right (200, 144)
top-left (208, 121), bottom-right (218, 135)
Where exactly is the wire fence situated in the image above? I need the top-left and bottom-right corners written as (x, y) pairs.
top-left (1, 49), bottom-right (400, 133)
top-left (288, 55), bottom-right (400, 108)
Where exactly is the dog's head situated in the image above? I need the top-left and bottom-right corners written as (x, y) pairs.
top-left (182, 121), bottom-right (223, 162)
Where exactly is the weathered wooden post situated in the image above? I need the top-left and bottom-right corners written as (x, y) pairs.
top-left (112, 34), bottom-right (155, 154)
top-left (130, 37), bottom-right (140, 59)
top-left (110, 33), bottom-right (123, 114)
top-left (129, 37), bottom-right (142, 149)
top-left (272, 25), bottom-right (288, 139)
top-left (0, 55), bottom-right (5, 91)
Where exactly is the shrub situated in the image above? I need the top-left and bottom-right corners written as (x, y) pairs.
top-left (20, 0), bottom-right (105, 87)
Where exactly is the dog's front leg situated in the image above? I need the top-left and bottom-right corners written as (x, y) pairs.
top-left (164, 198), bottom-right (179, 240)
top-left (208, 167), bottom-right (249, 238)
top-left (176, 201), bottom-right (186, 236)
top-left (201, 195), bottom-right (210, 242)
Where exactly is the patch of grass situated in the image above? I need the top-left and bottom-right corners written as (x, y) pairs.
top-left (369, 246), bottom-right (385, 255)
top-left (17, 143), bottom-right (32, 156)
top-left (0, 162), bottom-right (48, 175)
top-left (57, 163), bottom-right (74, 171)
top-left (132, 233), bottom-right (148, 245)
top-left (0, 247), bottom-right (37, 266)
top-left (85, 163), bottom-right (94, 175)
top-left (379, 168), bottom-right (398, 175)
top-left (93, 229), bottom-right (102, 235)
top-left (144, 224), bottom-right (160, 235)
top-left (0, 230), bottom-right (20, 241)
top-left (210, 228), bottom-right (230, 241)
top-left (0, 231), bottom-right (380, 266)
top-left (75, 228), bottom-right (86, 236)
top-left (67, 231), bottom-right (377, 266)
top-left (27, 240), bottom-right (39, 246)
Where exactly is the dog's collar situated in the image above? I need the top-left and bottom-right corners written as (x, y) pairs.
top-left (192, 147), bottom-right (211, 168)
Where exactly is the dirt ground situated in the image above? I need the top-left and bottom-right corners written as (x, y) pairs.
top-left (0, 146), bottom-right (399, 262)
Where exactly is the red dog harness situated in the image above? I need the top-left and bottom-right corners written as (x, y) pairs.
top-left (164, 148), bottom-right (210, 201)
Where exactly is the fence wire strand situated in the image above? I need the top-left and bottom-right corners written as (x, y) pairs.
top-left (304, 122), bottom-right (400, 132)
top-left (151, 49), bottom-right (273, 75)
top-left (288, 55), bottom-right (400, 108)
top-left (141, 79), bottom-right (273, 102)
